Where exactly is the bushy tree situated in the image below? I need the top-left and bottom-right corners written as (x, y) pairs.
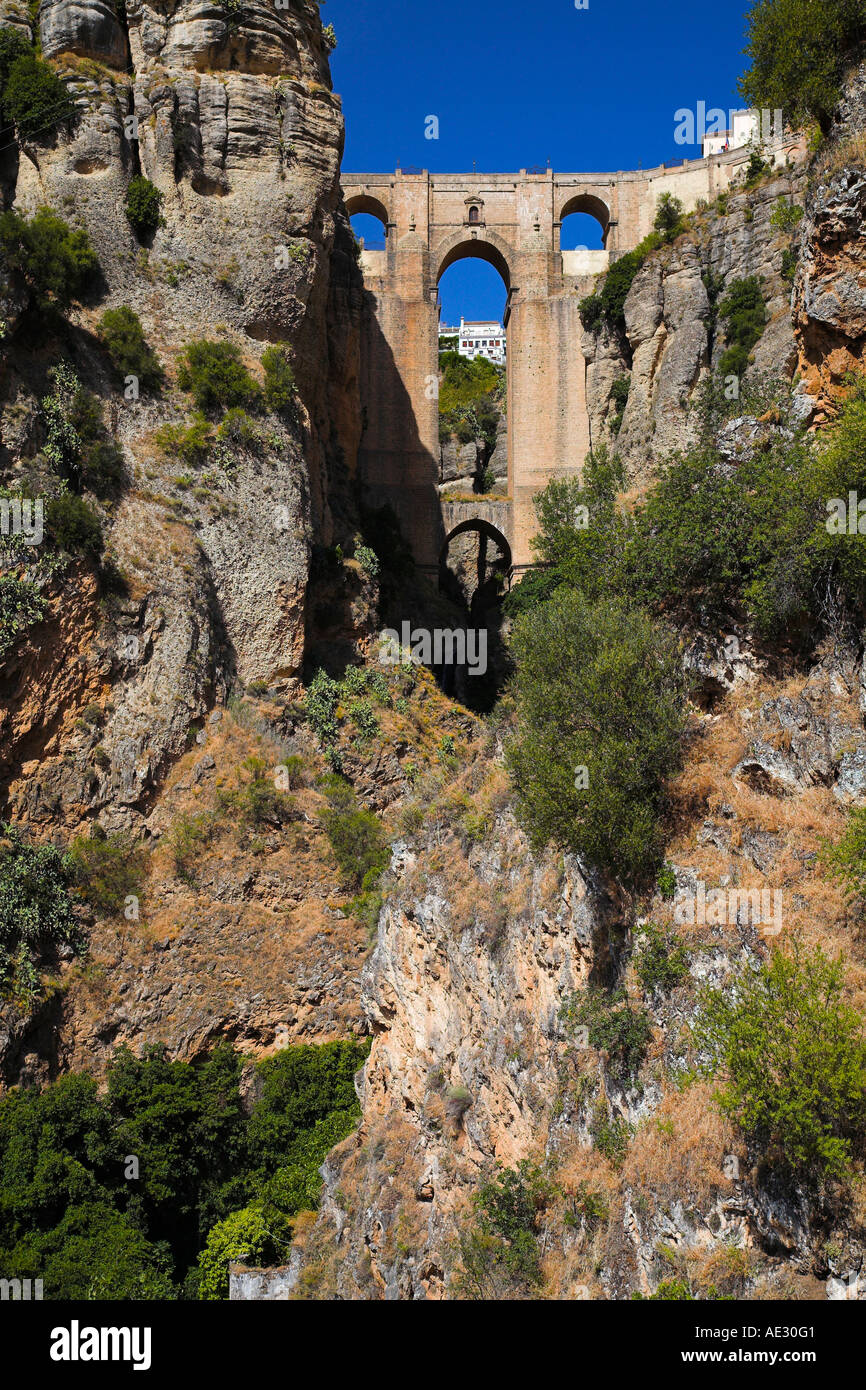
top-left (261, 344), bottom-right (297, 412)
top-left (739, 0), bottom-right (866, 134)
top-left (196, 1206), bottom-right (276, 1300)
top-left (1, 51), bottom-right (74, 142)
top-left (176, 340), bottom-right (262, 413)
top-left (98, 306), bottom-right (164, 391)
top-left (0, 575), bottom-right (45, 659)
top-left (46, 492), bottom-right (103, 557)
top-left (654, 192), bottom-right (685, 240)
top-left (124, 176), bottom-right (164, 240)
top-left (0, 822), bottom-right (84, 999)
top-left (319, 778), bottom-right (390, 887)
top-left (717, 276), bottom-right (768, 378)
top-left (456, 1161), bottom-right (553, 1299)
top-left (506, 589), bottom-right (687, 886)
top-left (697, 940), bottom-right (866, 1184)
top-left (0, 207), bottom-right (97, 312)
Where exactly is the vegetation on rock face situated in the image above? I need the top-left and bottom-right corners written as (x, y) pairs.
top-left (506, 587), bottom-right (687, 886)
top-left (98, 307), bottom-right (164, 392)
top-left (456, 1161), bottom-right (553, 1299)
top-left (0, 576), bottom-right (46, 660)
top-left (319, 775), bottom-right (391, 888)
top-left (739, 0), bottom-right (866, 133)
top-left (0, 207), bottom-right (98, 312)
top-left (261, 344), bottom-right (297, 413)
top-left (0, 38), bottom-right (74, 142)
top-left (176, 340), bottom-right (262, 414)
top-left (438, 350), bottom-right (503, 452)
top-left (717, 276), bottom-right (768, 379)
top-left (697, 940), bottom-right (866, 1185)
top-left (579, 231), bottom-right (662, 332)
top-left (124, 176), bottom-right (165, 241)
top-left (0, 1039), bottom-right (368, 1299)
top-left (0, 823), bottom-right (84, 1000)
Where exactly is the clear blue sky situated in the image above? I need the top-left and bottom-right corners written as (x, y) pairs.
top-left (328, 0), bottom-right (753, 321)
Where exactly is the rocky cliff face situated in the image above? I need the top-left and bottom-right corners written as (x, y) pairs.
top-left (583, 170), bottom-right (806, 484)
top-left (1, 0), bottom-right (363, 837)
top-left (0, 2), bottom-right (369, 1076)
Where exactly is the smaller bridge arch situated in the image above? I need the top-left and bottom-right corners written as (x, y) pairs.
top-left (558, 192), bottom-right (611, 246)
top-left (439, 514), bottom-right (512, 574)
top-left (345, 192), bottom-right (391, 230)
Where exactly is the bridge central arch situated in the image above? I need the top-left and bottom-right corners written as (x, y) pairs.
top-left (435, 232), bottom-right (513, 288)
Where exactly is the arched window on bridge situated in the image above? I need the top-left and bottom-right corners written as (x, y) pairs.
top-left (346, 194), bottom-right (389, 252)
top-left (559, 193), bottom-right (610, 251)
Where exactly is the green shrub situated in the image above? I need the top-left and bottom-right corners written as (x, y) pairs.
top-left (2, 52), bottom-right (74, 142)
top-left (66, 827), bottom-right (147, 917)
top-left (609, 375), bottom-right (630, 435)
top-left (168, 812), bottom-right (215, 884)
top-left (562, 988), bottom-right (652, 1079)
top-left (654, 192), bottom-right (685, 240)
top-left (176, 340), bottom-right (261, 414)
top-left (155, 416), bottom-right (214, 467)
top-left (696, 940), bottom-right (866, 1184)
top-left (0, 822), bottom-right (84, 999)
top-left (261, 345), bottom-right (297, 412)
top-left (216, 407), bottom-right (261, 451)
top-left (739, 0), bottom-right (866, 133)
top-left (770, 199), bottom-right (804, 233)
top-left (218, 757), bottom-right (295, 832)
top-left (578, 293), bottom-right (603, 331)
top-left (320, 778), bottom-right (390, 888)
top-left (821, 806), bottom-right (866, 905)
top-left (46, 492), bottom-right (102, 557)
top-left (0, 575), bottom-right (45, 658)
top-left (717, 276), bottom-right (768, 378)
top-left (456, 1161), bottom-right (553, 1299)
top-left (634, 922), bottom-right (690, 996)
top-left (196, 1206), bottom-right (275, 1301)
top-left (506, 589), bottom-right (686, 886)
top-left (98, 306), bottom-right (164, 391)
top-left (124, 176), bottom-right (164, 240)
top-left (354, 544), bottom-right (380, 579)
top-left (0, 206), bottom-right (97, 311)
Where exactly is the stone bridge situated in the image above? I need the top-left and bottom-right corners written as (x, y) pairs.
top-left (344, 138), bottom-right (804, 576)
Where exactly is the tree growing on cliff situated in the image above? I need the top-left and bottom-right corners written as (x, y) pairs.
top-left (0, 47), bottom-right (74, 142)
top-left (739, 0), bottom-right (866, 134)
top-left (0, 207), bottom-right (98, 313)
top-left (506, 590), bottom-right (687, 887)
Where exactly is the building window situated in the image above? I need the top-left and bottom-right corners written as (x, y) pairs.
top-left (468, 206), bottom-right (480, 224)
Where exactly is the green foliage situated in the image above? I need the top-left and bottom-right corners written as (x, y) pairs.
top-left (0, 1038), bottom-right (365, 1298)
top-left (770, 199), bottom-right (804, 233)
top-left (781, 246), bottom-right (798, 282)
top-left (822, 805), bottom-right (866, 903)
top-left (168, 812), bottom-right (214, 885)
top-left (438, 351), bottom-right (504, 452)
top-left (582, 233), bottom-right (662, 333)
top-left (456, 1161), bottom-right (553, 1299)
top-left (155, 415), bottom-right (214, 468)
top-left (124, 176), bottom-right (164, 240)
top-left (0, 206), bottom-right (97, 312)
top-left (0, 822), bottom-right (84, 1000)
top-left (305, 668), bottom-right (341, 744)
top-left (1, 51), bottom-right (74, 142)
top-left (501, 565), bottom-right (564, 619)
top-left (506, 588), bottom-right (686, 886)
top-left (98, 307), bottom-right (164, 391)
top-left (46, 492), bottom-right (102, 557)
top-left (261, 345), bottom-right (297, 413)
top-left (177, 340), bottom-right (261, 414)
top-left (717, 276), bottom-right (768, 379)
top-left (654, 192), bottom-right (685, 240)
top-left (354, 543), bottom-right (380, 578)
top-left (634, 922), bottom-right (690, 996)
top-left (320, 777), bottom-right (390, 888)
top-left (65, 827), bottom-right (147, 917)
top-left (0, 575), bottom-right (45, 658)
top-left (739, 0), bottom-right (866, 133)
top-left (609, 374), bottom-right (630, 435)
top-left (563, 988), bottom-right (652, 1079)
top-left (40, 361), bottom-right (122, 500)
top-left (590, 1104), bottom-right (632, 1166)
top-left (216, 407), bottom-right (261, 451)
top-left (696, 940), bottom-right (866, 1184)
top-left (217, 757), bottom-right (295, 833)
top-left (526, 380), bottom-right (866, 644)
top-left (196, 1206), bottom-right (275, 1300)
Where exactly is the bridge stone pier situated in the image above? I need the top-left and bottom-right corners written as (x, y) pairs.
top-left (344, 140), bottom-right (803, 576)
